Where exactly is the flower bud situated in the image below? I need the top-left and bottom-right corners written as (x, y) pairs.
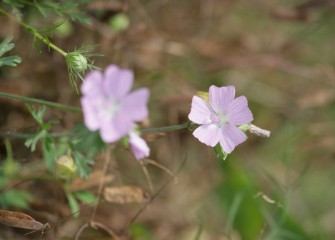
top-left (56, 155), bottom-right (77, 179)
top-left (109, 13), bottom-right (130, 32)
top-left (66, 52), bottom-right (88, 73)
top-left (196, 91), bottom-right (209, 103)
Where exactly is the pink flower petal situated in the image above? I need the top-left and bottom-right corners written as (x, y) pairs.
top-left (209, 85), bottom-right (235, 114)
top-left (99, 115), bottom-right (134, 143)
top-left (188, 96), bottom-right (212, 124)
top-left (80, 64), bottom-right (150, 144)
top-left (129, 132), bottom-right (150, 160)
top-left (219, 124), bottom-right (247, 153)
top-left (80, 97), bottom-right (100, 131)
top-left (103, 65), bottom-right (133, 99)
top-left (81, 70), bottom-right (103, 97)
top-left (227, 96), bottom-right (253, 125)
top-left (120, 88), bottom-right (150, 121)
top-left (193, 124), bottom-right (221, 147)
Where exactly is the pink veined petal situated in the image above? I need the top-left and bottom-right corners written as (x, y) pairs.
top-left (99, 115), bottom-right (134, 143)
top-left (188, 96), bottom-right (212, 124)
top-left (120, 88), bottom-right (150, 121)
top-left (129, 132), bottom-right (150, 160)
top-left (227, 96), bottom-right (253, 126)
top-left (219, 124), bottom-right (247, 153)
top-left (80, 97), bottom-right (100, 131)
top-left (81, 70), bottom-right (103, 97)
top-left (103, 65), bottom-right (134, 99)
top-left (192, 123), bottom-right (221, 147)
top-left (209, 85), bottom-right (235, 114)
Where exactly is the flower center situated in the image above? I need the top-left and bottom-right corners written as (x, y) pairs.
top-left (100, 97), bottom-right (121, 119)
top-left (210, 112), bottom-right (229, 126)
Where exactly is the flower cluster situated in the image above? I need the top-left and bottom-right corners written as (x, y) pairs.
top-left (81, 64), bottom-right (256, 160)
top-left (80, 64), bottom-right (150, 159)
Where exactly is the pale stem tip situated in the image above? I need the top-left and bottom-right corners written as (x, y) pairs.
top-left (249, 124), bottom-right (271, 138)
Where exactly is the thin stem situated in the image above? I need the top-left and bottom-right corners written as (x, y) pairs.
top-left (0, 8), bottom-right (67, 56)
top-left (4, 138), bottom-right (13, 161)
top-left (143, 159), bottom-right (176, 180)
top-left (0, 131), bottom-right (71, 139)
top-left (126, 156), bottom-right (187, 229)
top-left (91, 146), bottom-right (113, 220)
top-left (140, 160), bottom-right (154, 194)
top-left (75, 223), bottom-right (89, 240)
top-left (0, 92), bottom-right (81, 112)
top-left (141, 122), bottom-right (189, 134)
top-left (90, 221), bottom-right (121, 240)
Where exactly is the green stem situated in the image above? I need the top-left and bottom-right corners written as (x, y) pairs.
top-left (1, 123), bottom-right (190, 140)
top-left (0, 92), bottom-right (81, 112)
top-left (4, 138), bottom-right (13, 161)
top-left (0, 7), bottom-right (67, 57)
top-left (141, 122), bottom-right (189, 134)
top-left (0, 131), bottom-right (71, 139)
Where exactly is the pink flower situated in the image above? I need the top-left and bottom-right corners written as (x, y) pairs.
top-left (129, 132), bottom-right (150, 160)
top-left (81, 65), bottom-right (150, 143)
top-left (188, 85), bottom-right (253, 153)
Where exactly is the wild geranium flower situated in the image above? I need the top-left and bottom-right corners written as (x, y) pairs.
top-left (81, 65), bottom-right (150, 143)
top-left (188, 85), bottom-right (253, 154)
top-left (129, 132), bottom-right (150, 160)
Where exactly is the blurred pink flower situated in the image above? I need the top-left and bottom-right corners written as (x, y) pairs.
top-left (188, 85), bottom-right (253, 153)
top-left (81, 65), bottom-right (150, 143)
top-left (129, 132), bottom-right (150, 160)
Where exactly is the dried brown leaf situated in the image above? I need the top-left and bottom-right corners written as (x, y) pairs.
top-left (71, 170), bottom-right (115, 192)
top-left (104, 186), bottom-right (149, 204)
top-left (0, 209), bottom-right (49, 231)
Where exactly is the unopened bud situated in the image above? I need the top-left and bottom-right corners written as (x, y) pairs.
top-left (56, 155), bottom-right (77, 179)
top-left (66, 52), bottom-right (88, 73)
top-left (196, 91), bottom-right (209, 103)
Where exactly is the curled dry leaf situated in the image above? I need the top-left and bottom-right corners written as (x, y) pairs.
top-left (71, 170), bottom-right (115, 192)
top-left (143, 132), bottom-right (166, 142)
top-left (104, 186), bottom-right (149, 204)
top-left (0, 209), bottom-right (50, 231)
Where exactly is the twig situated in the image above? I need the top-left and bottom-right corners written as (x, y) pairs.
top-left (75, 223), bottom-right (89, 240)
top-left (143, 159), bottom-right (177, 181)
top-left (126, 156), bottom-right (187, 228)
top-left (139, 160), bottom-right (154, 194)
top-left (91, 146), bottom-right (113, 220)
top-left (91, 221), bottom-right (121, 240)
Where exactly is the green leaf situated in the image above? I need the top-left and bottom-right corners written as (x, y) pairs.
top-left (131, 223), bottom-right (154, 239)
top-left (24, 129), bottom-right (47, 152)
top-left (26, 104), bottom-right (47, 125)
top-left (0, 190), bottom-right (33, 209)
top-left (42, 138), bottom-right (57, 170)
top-left (37, 20), bottom-right (68, 38)
top-left (74, 191), bottom-right (96, 204)
top-left (72, 124), bottom-right (106, 158)
top-left (72, 151), bottom-right (93, 179)
top-left (0, 36), bottom-right (15, 56)
top-left (66, 192), bottom-right (80, 218)
top-left (0, 36), bottom-right (22, 67)
top-left (0, 56), bottom-right (22, 67)
top-left (35, 1), bottom-right (48, 17)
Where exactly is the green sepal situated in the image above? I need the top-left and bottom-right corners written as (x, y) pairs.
top-left (196, 91), bottom-right (209, 102)
top-left (214, 144), bottom-right (229, 161)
